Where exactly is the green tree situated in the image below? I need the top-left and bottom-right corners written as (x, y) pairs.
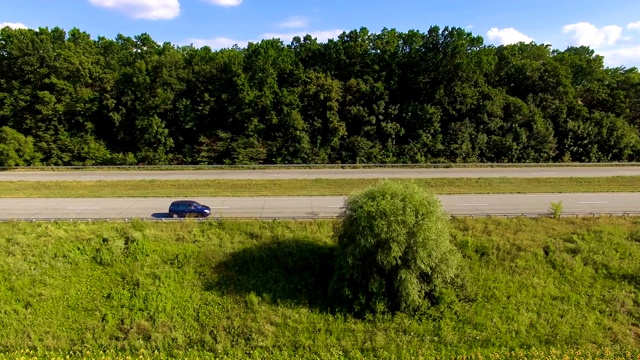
top-left (0, 126), bottom-right (42, 167)
top-left (340, 77), bottom-right (399, 163)
top-left (2, 25), bottom-right (640, 166)
top-left (397, 103), bottom-right (445, 163)
top-left (185, 47), bottom-right (251, 163)
top-left (298, 70), bottom-right (345, 163)
top-left (330, 181), bottom-right (463, 315)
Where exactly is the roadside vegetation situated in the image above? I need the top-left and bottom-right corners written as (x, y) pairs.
top-left (1, 176), bottom-right (640, 198)
top-left (330, 182), bottom-right (463, 316)
top-left (3, 163), bottom-right (640, 171)
top-left (1, 26), bottom-right (640, 167)
top-left (1, 216), bottom-right (639, 358)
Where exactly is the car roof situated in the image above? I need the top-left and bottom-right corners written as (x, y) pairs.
top-left (171, 200), bottom-right (199, 205)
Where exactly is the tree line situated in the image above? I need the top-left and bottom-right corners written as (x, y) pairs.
top-left (1, 25), bottom-right (639, 166)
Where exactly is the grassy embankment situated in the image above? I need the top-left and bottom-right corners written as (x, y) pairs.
top-left (1, 176), bottom-right (640, 197)
top-left (0, 217), bottom-right (639, 359)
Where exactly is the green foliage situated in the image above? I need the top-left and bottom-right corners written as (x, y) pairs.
top-left (550, 200), bottom-right (564, 219)
top-left (330, 182), bottom-right (463, 315)
top-left (0, 218), bottom-right (640, 358)
top-left (1, 25), bottom-right (640, 165)
top-left (0, 126), bottom-right (42, 167)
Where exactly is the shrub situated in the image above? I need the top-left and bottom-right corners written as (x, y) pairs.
top-left (330, 181), bottom-right (463, 315)
top-left (550, 201), bottom-right (564, 219)
top-left (0, 126), bottom-right (42, 167)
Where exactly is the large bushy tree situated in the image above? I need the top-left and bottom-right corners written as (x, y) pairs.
top-left (330, 182), bottom-right (463, 315)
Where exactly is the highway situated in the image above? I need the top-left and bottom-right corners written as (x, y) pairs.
top-left (2, 166), bottom-right (640, 181)
top-left (1, 193), bottom-right (639, 220)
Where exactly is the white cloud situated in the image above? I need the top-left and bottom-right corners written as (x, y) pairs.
top-left (628, 21), bottom-right (640, 30)
top-left (598, 46), bottom-right (640, 67)
top-left (204, 0), bottom-right (242, 6)
top-left (187, 36), bottom-right (251, 49)
top-left (562, 22), bottom-right (622, 48)
top-left (88, 0), bottom-right (180, 20)
top-left (0, 22), bottom-right (27, 29)
top-left (486, 27), bottom-right (534, 45)
top-left (278, 16), bottom-right (309, 29)
top-left (262, 29), bottom-right (343, 43)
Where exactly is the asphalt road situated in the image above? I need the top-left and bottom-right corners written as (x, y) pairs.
top-left (1, 193), bottom-right (638, 220)
top-left (2, 166), bottom-right (640, 181)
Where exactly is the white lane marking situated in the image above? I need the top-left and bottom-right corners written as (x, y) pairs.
top-left (578, 201), bottom-right (609, 204)
top-left (458, 204), bottom-right (489, 206)
top-left (68, 207), bottom-right (101, 210)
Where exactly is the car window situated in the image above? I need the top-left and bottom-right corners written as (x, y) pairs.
top-left (171, 202), bottom-right (200, 211)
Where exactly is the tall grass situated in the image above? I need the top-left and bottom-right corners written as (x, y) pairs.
top-left (0, 218), bottom-right (639, 358)
top-left (1, 176), bottom-right (640, 197)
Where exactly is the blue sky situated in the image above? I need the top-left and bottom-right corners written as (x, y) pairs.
top-left (2, 0), bottom-right (640, 67)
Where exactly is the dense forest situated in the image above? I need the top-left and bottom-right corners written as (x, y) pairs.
top-left (0, 25), bottom-right (639, 166)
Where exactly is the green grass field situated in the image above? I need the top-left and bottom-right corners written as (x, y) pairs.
top-left (1, 176), bottom-right (640, 197)
top-left (0, 217), bottom-right (639, 359)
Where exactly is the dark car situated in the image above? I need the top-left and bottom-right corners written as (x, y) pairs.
top-left (168, 200), bottom-right (211, 218)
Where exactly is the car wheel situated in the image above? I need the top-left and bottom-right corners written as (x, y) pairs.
top-left (172, 213), bottom-right (179, 218)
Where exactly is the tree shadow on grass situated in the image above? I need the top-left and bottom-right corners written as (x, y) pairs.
top-left (208, 236), bottom-right (337, 311)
